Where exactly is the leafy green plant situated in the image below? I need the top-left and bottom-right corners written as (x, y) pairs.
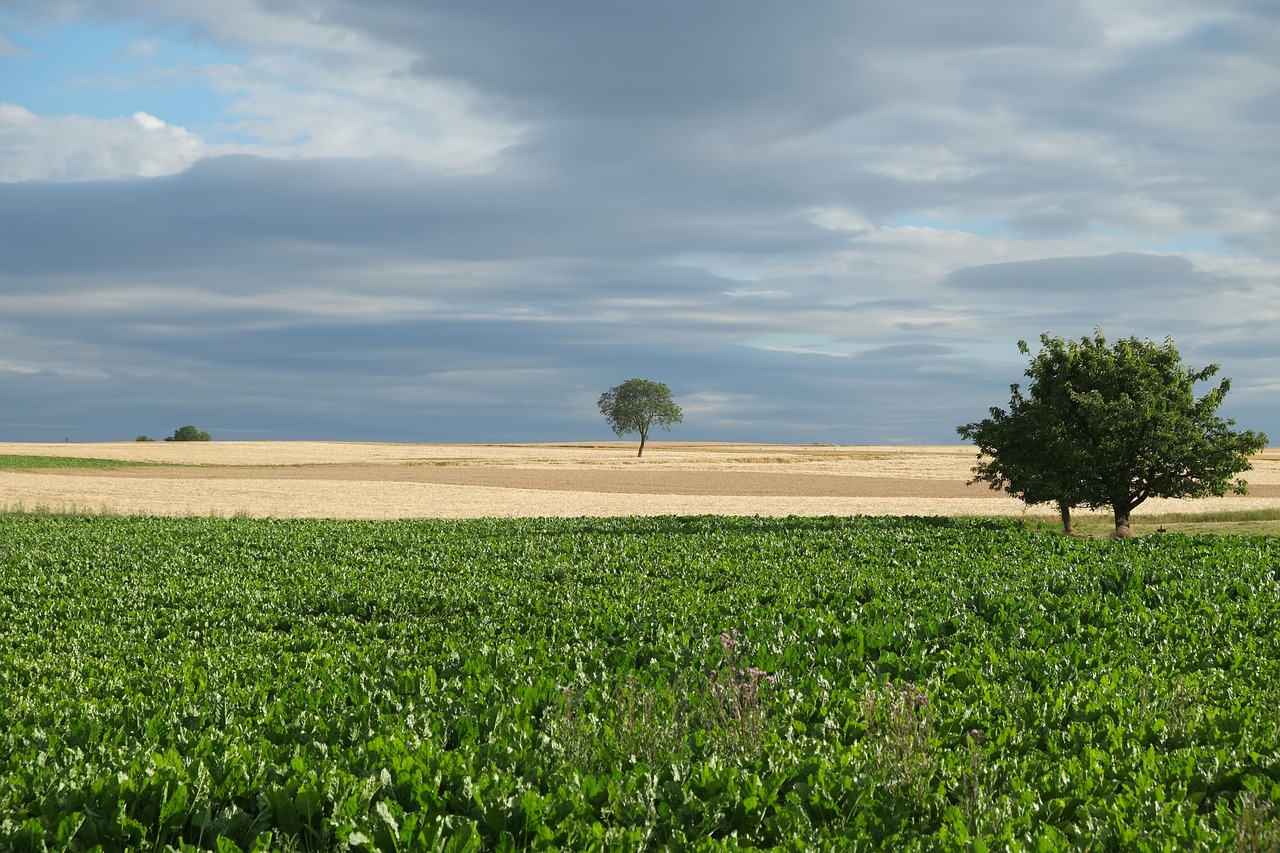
top-left (2, 514), bottom-right (1280, 848)
top-left (0, 454), bottom-right (155, 469)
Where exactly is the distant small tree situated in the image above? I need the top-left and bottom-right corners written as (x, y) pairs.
top-left (598, 378), bottom-right (683, 457)
top-left (166, 425), bottom-right (212, 442)
top-left (135, 435), bottom-right (155, 442)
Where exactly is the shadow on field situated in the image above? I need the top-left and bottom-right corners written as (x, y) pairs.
top-left (533, 514), bottom-right (1020, 537)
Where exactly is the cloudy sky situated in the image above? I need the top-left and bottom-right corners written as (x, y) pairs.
top-left (1, 1), bottom-right (1277, 445)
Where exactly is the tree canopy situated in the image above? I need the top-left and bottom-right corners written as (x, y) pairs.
top-left (597, 378), bottom-right (683, 457)
top-left (958, 331), bottom-right (1268, 536)
top-left (166, 425), bottom-right (212, 442)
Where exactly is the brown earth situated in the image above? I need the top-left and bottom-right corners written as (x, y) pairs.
top-left (2, 441), bottom-right (1278, 520)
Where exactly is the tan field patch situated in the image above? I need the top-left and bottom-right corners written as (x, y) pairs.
top-left (2, 441), bottom-right (1278, 520)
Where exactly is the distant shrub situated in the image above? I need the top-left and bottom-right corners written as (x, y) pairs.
top-left (165, 425), bottom-right (211, 442)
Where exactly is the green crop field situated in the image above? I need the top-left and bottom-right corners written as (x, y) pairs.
top-left (2, 514), bottom-right (1279, 851)
top-left (0, 455), bottom-right (158, 470)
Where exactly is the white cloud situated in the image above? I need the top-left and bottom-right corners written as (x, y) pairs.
top-left (1081, 0), bottom-right (1218, 45)
top-left (678, 389), bottom-right (779, 421)
top-left (2, 0), bottom-right (524, 181)
top-left (870, 146), bottom-right (984, 183)
top-left (0, 106), bottom-right (206, 180)
top-left (0, 102), bottom-right (35, 125)
top-left (209, 57), bottom-right (521, 171)
top-left (131, 110), bottom-right (166, 131)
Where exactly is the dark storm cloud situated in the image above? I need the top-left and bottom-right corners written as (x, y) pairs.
top-left (322, 1), bottom-right (1093, 119)
top-left (944, 253), bottom-right (1217, 295)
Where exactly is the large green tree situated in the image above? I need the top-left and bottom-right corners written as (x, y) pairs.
top-left (598, 378), bottom-right (683, 457)
top-left (166, 425), bottom-right (212, 442)
top-left (958, 332), bottom-right (1268, 536)
top-left (957, 380), bottom-right (1084, 534)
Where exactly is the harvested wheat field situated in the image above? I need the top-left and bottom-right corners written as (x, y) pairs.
top-left (2, 441), bottom-right (1279, 520)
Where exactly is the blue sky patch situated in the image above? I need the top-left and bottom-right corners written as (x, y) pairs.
top-left (1, 15), bottom-right (238, 131)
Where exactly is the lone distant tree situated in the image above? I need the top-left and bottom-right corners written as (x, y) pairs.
top-left (598, 378), bottom-right (683, 457)
top-left (166, 425), bottom-right (212, 442)
top-left (959, 331), bottom-right (1268, 537)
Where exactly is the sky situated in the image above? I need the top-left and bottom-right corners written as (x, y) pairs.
top-left (1, 1), bottom-right (1277, 445)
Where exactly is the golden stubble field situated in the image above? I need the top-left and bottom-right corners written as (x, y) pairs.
top-left (3, 441), bottom-right (1279, 520)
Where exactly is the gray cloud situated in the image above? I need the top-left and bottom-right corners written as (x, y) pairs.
top-left (1, 1), bottom-right (1277, 444)
top-left (944, 253), bottom-right (1217, 295)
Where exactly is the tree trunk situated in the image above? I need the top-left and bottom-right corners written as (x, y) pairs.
top-left (637, 430), bottom-right (646, 457)
top-left (1058, 502), bottom-right (1074, 536)
top-left (1112, 506), bottom-right (1134, 538)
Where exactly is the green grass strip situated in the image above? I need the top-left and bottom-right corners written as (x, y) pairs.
top-left (0, 454), bottom-right (158, 470)
top-left (1021, 506), bottom-right (1280, 538)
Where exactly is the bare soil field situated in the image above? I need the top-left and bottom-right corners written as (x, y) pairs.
top-left (3, 441), bottom-right (1279, 520)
